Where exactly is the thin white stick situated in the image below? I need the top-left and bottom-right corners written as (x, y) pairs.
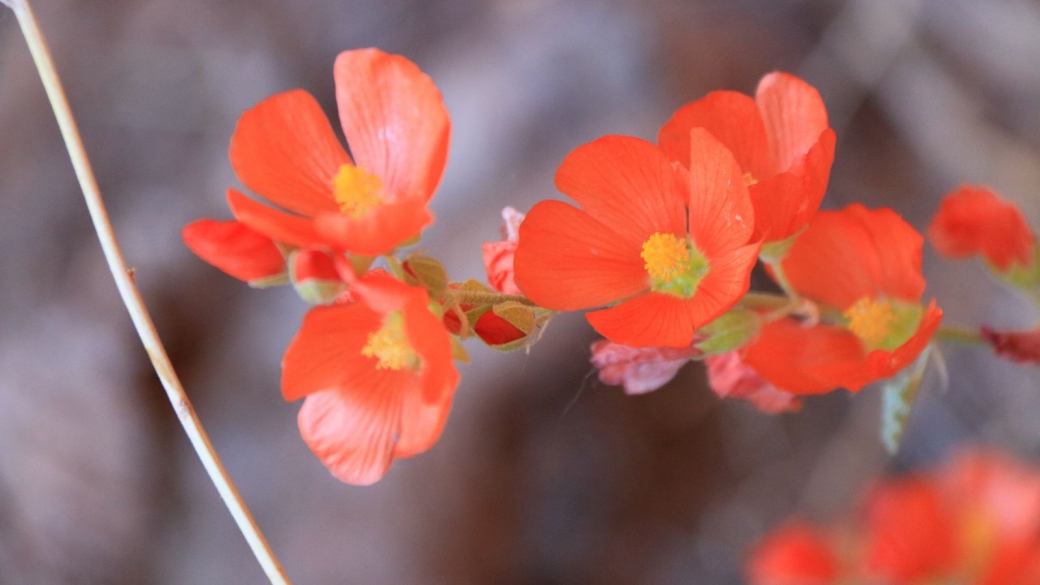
top-left (4, 1), bottom-right (290, 582)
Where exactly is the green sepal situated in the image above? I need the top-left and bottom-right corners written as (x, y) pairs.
top-left (450, 336), bottom-right (470, 363)
top-left (695, 309), bottom-right (759, 356)
top-left (403, 254), bottom-right (449, 299)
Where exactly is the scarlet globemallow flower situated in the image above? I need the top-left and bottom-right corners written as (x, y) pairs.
top-left (482, 207), bottom-right (525, 295)
top-left (928, 185), bottom-right (1035, 272)
top-left (588, 340), bottom-right (698, 395)
top-left (658, 72), bottom-right (836, 244)
top-left (743, 204), bottom-right (943, 394)
top-left (224, 48), bottom-right (450, 257)
top-left (748, 522), bottom-right (839, 585)
top-left (514, 130), bottom-right (761, 348)
top-left (282, 272), bottom-right (459, 485)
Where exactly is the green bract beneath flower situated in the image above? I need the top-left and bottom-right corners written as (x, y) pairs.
top-left (640, 232), bottom-right (710, 298)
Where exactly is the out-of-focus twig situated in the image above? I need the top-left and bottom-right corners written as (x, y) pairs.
top-left (2, 1), bottom-right (289, 582)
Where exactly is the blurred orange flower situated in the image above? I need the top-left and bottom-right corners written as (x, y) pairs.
top-left (658, 72), bottom-right (836, 244)
top-left (514, 130), bottom-right (760, 348)
top-left (743, 205), bottom-right (942, 394)
top-left (281, 272), bottom-right (459, 485)
top-left (749, 449), bottom-right (1040, 585)
top-left (225, 48), bottom-right (450, 256)
top-left (928, 185), bottom-right (1035, 271)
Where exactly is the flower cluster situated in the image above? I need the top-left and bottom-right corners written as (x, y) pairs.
top-left (184, 47), bottom-right (1038, 485)
top-left (748, 450), bottom-right (1040, 585)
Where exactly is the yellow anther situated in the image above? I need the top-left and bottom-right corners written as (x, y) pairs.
top-left (844, 297), bottom-right (896, 346)
top-left (641, 232), bottom-right (690, 282)
top-left (742, 172), bottom-right (759, 187)
top-left (333, 164), bottom-right (384, 218)
top-left (361, 313), bottom-right (417, 371)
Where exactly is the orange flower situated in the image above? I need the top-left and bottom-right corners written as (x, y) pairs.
top-left (659, 72), bottom-right (836, 244)
top-left (743, 204), bottom-right (942, 394)
top-left (281, 272), bottom-right (459, 485)
top-left (748, 522), bottom-right (839, 585)
top-left (928, 185), bottom-right (1035, 271)
top-left (513, 130), bottom-right (760, 348)
top-left (750, 449), bottom-right (1040, 584)
top-left (181, 219), bottom-right (287, 285)
top-left (225, 48), bottom-right (449, 256)
top-left (864, 477), bottom-right (961, 583)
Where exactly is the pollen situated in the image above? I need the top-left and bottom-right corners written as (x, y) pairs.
top-left (641, 232), bottom-right (690, 282)
top-left (361, 312), bottom-right (418, 371)
top-left (844, 297), bottom-right (896, 346)
top-left (742, 172), bottom-right (758, 187)
top-left (333, 164), bottom-right (384, 218)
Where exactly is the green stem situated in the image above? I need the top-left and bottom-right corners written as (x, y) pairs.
top-left (454, 288), bottom-right (539, 307)
top-left (934, 324), bottom-right (985, 346)
top-left (737, 292), bottom-right (790, 311)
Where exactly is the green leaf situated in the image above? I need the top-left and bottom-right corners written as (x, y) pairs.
top-left (880, 346), bottom-right (932, 454)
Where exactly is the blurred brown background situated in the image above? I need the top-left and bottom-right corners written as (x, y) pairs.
top-left (2, 0), bottom-right (1040, 583)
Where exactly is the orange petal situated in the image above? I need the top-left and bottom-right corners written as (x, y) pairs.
top-left (928, 185), bottom-right (1036, 270)
top-left (696, 242), bottom-right (762, 322)
top-left (554, 135), bottom-right (687, 247)
top-left (334, 49), bottom-right (450, 203)
top-left (755, 72), bottom-right (830, 175)
top-left (229, 90), bottom-right (347, 216)
top-left (743, 319), bottom-right (868, 395)
top-left (297, 384), bottom-right (403, 485)
top-left (658, 90), bottom-right (772, 180)
top-left (864, 477), bottom-right (960, 583)
top-left (226, 188), bottom-right (324, 249)
top-left (867, 301), bottom-right (942, 381)
top-left (181, 219), bottom-right (286, 283)
top-left (687, 128), bottom-right (755, 256)
top-left (281, 302), bottom-right (393, 402)
top-left (586, 293), bottom-right (699, 348)
top-left (513, 200), bottom-right (648, 311)
top-left (782, 204), bottom-right (925, 309)
top-left (749, 128), bottom-right (836, 243)
top-left (394, 385), bottom-right (453, 459)
top-left (748, 522), bottom-right (839, 585)
top-left (402, 287), bottom-right (459, 403)
top-left (705, 351), bottom-right (803, 414)
top-left (313, 198), bottom-right (433, 255)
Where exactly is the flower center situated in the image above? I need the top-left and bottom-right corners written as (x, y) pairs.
top-left (844, 297), bottom-right (895, 346)
top-left (361, 312), bottom-right (418, 371)
top-left (742, 172), bottom-right (759, 187)
top-left (642, 232), bottom-right (689, 281)
top-left (843, 297), bottom-right (924, 351)
top-left (333, 164), bottom-right (384, 218)
top-left (640, 232), bottom-right (710, 298)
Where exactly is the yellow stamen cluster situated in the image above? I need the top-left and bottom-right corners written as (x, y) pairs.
top-left (333, 164), bottom-right (384, 218)
top-left (742, 172), bottom-right (759, 187)
top-left (844, 297), bottom-right (896, 346)
top-left (361, 313), bottom-right (417, 371)
top-left (641, 232), bottom-right (690, 282)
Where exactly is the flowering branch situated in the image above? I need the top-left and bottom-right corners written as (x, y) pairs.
top-left (3, 1), bottom-right (289, 582)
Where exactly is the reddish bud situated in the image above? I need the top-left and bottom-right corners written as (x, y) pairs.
top-left (981, 326), bottom-right (1040, 366)
top-left (589, 340), bottom-right (697, 395)
top-left (705, 351), bottom-right (802, 414)
top-left (289, 249), bottom-right (347, 305)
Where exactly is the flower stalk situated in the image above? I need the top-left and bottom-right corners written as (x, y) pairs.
top-left (3, 0), bottom-right (289, 582)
